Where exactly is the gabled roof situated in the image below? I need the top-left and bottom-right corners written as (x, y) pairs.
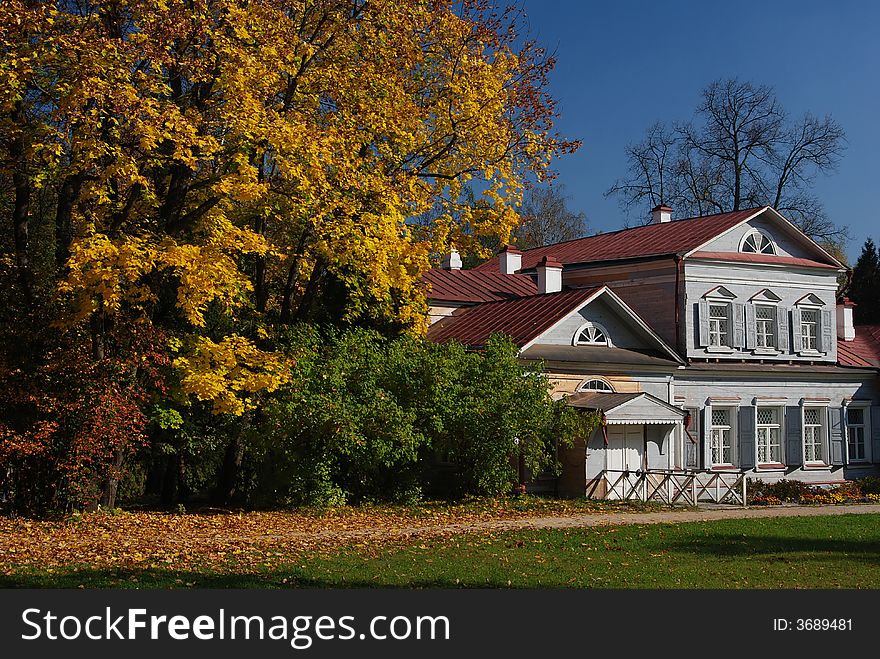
top-left (838, 326), bottom-right (880, 369)
top-left (564, 391), bottom-right (686, 424)
top-left (427, 287), bottom-right (601, 348)
top-left (474, 206), bottom-right (844, 272)
top-left (426, 285), bottom-right (684, 363)
top-left (475, 208), bottom-right (762, 271)
top-left (422, 268), bottom-right (537, 304)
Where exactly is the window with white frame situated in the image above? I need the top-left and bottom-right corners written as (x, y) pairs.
top-left (574, 322), bottom-right (610, 346)
top-left (710, 407), bottom-right (734, 466)
top-left (847, 407), bottom-right (868, 462)
top-left (708, 303), bottom-right (730, 347)
top-left (755, 304), bottom-right (776, 349)
top-left (741, 230), bottom-right (776, 255)
top-left (578, 379), bottom-right (614, 393)
top-left (803, 406), bottom-right (826, 463)
top-left (756, 407), bottom-right (783, 464)
top-left (800, 309), bottom-right (819, 351)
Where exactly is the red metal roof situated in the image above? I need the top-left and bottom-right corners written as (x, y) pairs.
top-left (689, 251), bottom-right (840, 270)
top-left (427, 287), bottom-right (602, 348)
top-left (474, 208), bottom-right (764, 271)
top-left (838, 326), bottom-right (880, 368)
top-left (422, 268), bottom-right (537, 304)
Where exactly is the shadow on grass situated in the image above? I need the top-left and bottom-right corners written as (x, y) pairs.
top-left (0, 569), bottom-right (493, 589)
top-left (665, 534), bottom-right (880, 561)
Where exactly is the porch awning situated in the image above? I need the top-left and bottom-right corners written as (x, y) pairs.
top-left (564, 391), bottom-right (686, 425)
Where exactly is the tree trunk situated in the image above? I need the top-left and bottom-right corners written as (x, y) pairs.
top-left (279, 230), bottom-right (311, 323)
top-left (215, 435), bottom-right (245, 505)
top-left (10, 103), bottom-right (34, 307)
top-left (293, 257), bottom-right (325, 322)
top-left (55, 173), bottom-right (83, 269)
top-left (100, 448), bottom-right (125, 509)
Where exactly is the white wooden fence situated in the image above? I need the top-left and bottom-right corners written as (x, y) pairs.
top-left (588, 469), bottom-right (747, 506)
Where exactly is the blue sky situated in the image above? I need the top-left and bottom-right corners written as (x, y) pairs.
top-left (520, 0), bottom-right (880, 262)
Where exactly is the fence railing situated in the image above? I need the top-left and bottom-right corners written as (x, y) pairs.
top-left (587, 469), bottom-right (747, 506)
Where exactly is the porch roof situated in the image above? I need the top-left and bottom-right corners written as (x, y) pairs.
top-left (565, 391), bottom-right (686, 425)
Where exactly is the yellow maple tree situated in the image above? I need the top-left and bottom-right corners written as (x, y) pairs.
top-left (0, 0), bottom-right (576, 415)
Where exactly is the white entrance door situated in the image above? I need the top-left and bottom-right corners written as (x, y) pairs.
top-left (605, 424), bottom-right (644, 499)
top-left (607, 424), bottom-right (643, 471)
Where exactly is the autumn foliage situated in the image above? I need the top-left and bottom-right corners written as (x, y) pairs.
top-left (0, 1), bottom-right (577, 513)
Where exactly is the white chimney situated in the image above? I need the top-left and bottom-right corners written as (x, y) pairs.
top-left (441, 248), bottom-right (462, 270)
top-left (499, 245), bottom-right (523, 274)
top-left (837, 298), bottom-right (856, 342)
top-left (651, 204), bottom-right (673, 224)
top-left (536, 256), bottom-right (562, 294)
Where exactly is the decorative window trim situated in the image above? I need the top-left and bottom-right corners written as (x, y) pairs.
top-left (739, 229), bottom-right (777, 255)
top-left (755, 405), bottom-right (785, 468)
top-left (844, 403), bottom-right (871, 464)
top-left (572, 321), bottom-right (612, 347)
top-left (577, 378), bottom-right (615, 393)
top-left (709, 406), bottom-right (737, 468)
top-left (801, 402), bottom-right (829, 467)
top-left (699, 287), bottom-right (743, 352)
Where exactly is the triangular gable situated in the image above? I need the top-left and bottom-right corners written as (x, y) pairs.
top-left (565, 391), bottom-right (686, 424)
top-left (703, 285), bottom-right (736, 299)
top-left (750, 288), bottom-right (782, 303)
top-left (683, 206), bottom-right (845, 269)
top-left (521, 287), bottom-right (684, 364)
top-left (795, 293), bottom-right (826, 306)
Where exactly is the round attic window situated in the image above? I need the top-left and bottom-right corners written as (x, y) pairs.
top-left (573, 322), bottom-right (611, 347)
top-left (741, 230), bottom-right (776, 255)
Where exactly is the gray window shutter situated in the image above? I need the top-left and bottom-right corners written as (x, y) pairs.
top-left (698, 300), bottom-right (709, 347)
top-left (733, 303), bottom-right (745, 348)
top-left (745, 304), bottom-right (756, 349)
top-left (739, 406), bottom-right (755, 469)
top-left (776, 306), bottom-right (789, 351)
top-left (685, 408), bottom-right (700, 469)
top-left (791, 308), bottom-right (802, 353)
top-left (786, 406), bottom-right (802, 466)
top-left (819, 309), bottom-right (833, 353)
top-left (872, 406), bottom-right (880, 463)
top-left (701, 405), bottom-right (712, 469)
top-left (829, 407), bottom-right (844, 465)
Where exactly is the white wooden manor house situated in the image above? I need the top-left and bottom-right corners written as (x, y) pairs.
top-left (425, 206), bottom-right (880, 502)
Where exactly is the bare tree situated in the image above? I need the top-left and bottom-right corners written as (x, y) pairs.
top-left (605, 78), bottom-right (849, 246)
top-left (513, 184), bottom-right (588, 249)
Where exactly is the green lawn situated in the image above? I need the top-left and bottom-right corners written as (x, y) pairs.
top-left (4, 513), bottom-right (880, 588)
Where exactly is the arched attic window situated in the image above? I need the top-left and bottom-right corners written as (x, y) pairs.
top-left (740, 230), bottom-right (776, 255)
top-left (573, 321), bottom-right (612, 347)
top-left (577, 378), bottom-right (615, 393)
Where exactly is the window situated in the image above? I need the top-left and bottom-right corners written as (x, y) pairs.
top-left (708, 304), bottom-right (730, 347)
top-left (756, 407), bottom-right (783, 464)
top-left (710, 408), bottom-right (734, 466)
top-left (801, 309), bottom-right (819, 351)
top-left (741, 230), bottom-right (776, 254)
top-left (755, 304), bottom-right (776, 349)
top-left (578, 379), bottom-right (614, 393)
top-left (803, 407), bottom-right (826, 463)
top-left (847, 407), bottom-right (868, 462)
top-left (574, 322), bottom-right (610, 346)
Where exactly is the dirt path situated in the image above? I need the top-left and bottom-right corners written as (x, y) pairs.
top-left (254, 503), bottom-right (880, 543)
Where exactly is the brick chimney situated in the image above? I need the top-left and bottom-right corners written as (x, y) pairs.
top-left (651, 204), bottom-right (673, 224)
top-left (837, 297), bottom-right (856, 342)
top-left (441, 248), bottom-right (462, 270)
top-left (499, 245), bottom-right (523, 274)
top-left (536, 256), bottom-right (562, 294)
